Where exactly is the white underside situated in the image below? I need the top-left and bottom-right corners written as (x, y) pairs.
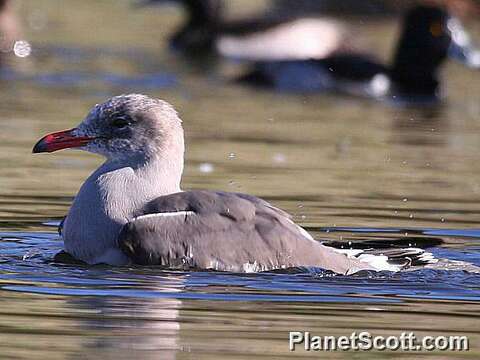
top-left (217, 18), bottom-right (350, 60)
top-left (333, 248), bottom-right (399, 272)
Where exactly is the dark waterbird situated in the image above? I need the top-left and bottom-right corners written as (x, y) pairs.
top-left (141, 0), bottom-right (350, 60)
top-left (238, 5), bottom-right (480, 104)
top-left (32, 94), bottom-right (437, 274)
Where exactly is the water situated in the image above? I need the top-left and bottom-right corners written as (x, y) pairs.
top-left (0, 0), bottom-right (480, 358)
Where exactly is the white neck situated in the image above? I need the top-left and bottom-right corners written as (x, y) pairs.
top-left (62, 144), bottom-right (184, 264)
top-left (89, 146), bottom-right (185, 221)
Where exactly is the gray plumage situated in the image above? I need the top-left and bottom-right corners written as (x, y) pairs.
top-left (33, 94), bottom-right (414, 274)
top-left (119, 190), bottom-right (373, 273)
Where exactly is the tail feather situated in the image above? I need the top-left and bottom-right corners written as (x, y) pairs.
top-left (333, 247), bottom-right (438, 271)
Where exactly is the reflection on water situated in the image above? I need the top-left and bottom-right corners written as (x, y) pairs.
top-left (0, 0), bottom-right (479, 358)
top-left (2, 208), bottom-right (480, 358)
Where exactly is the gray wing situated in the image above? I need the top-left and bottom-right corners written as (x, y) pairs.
top-left (118, 191), bottom-right (372, 274)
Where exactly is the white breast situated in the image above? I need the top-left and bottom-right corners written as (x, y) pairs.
top-left (62, 165), bottom-right (139, 264)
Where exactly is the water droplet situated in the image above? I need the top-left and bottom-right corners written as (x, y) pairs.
top-left (13, 40), bottom-right (32, 58)
top-left (272, 153), bottom-right (286, 164)
top-left (402, 198), bottom-right (408, 202)
top-left (409, 213), bottom-right (414, 219)
top-left (22, 249), bottom-right (40, 260)
top-left (441, 218), bottom-right (445, 222)
top-left (228, 152), bottom-right (236, 159)
top-left (198, 163), bottom-right (214, 173)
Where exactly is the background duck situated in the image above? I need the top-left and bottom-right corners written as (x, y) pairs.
top-left (142, 0), bottom-right (353, 61)
top-left (237, 5), bottom-right (480, 105)
top-left (271, 0), bottom-right (480, 17)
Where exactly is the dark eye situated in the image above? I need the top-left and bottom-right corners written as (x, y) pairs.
top-left (111, 117), bottom-right (132, 129)
top-left (430, 22), bottom-right (444, 37)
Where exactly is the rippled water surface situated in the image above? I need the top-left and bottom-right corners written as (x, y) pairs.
top-left (1, 1), bottom-right (480, 359)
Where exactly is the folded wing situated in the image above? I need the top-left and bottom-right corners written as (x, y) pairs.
top-left (118, 191), bottom-right (372, 273)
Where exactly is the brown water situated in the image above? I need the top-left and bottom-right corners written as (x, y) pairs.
top-left (1, 1), bottom-right (480, 359)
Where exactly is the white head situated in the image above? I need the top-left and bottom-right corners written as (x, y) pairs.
top-left (33, 94), bottom-right (185, 167)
